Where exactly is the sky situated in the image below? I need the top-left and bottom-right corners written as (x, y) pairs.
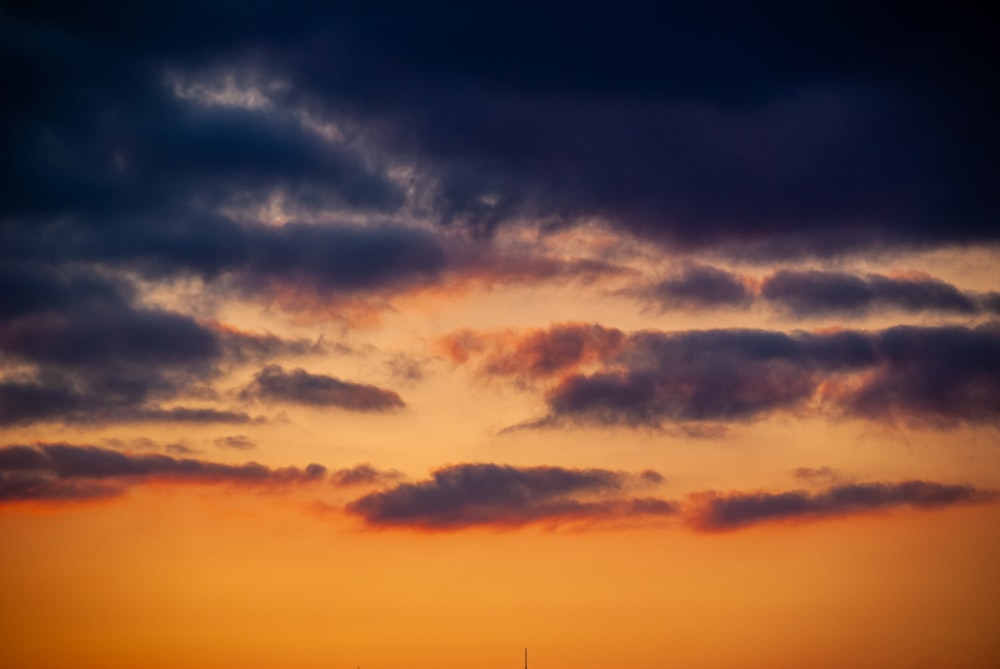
top-left (1, 2), bottom-right (999, 668)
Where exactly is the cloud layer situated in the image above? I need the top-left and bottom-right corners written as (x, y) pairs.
top-left (343, 463), bottom-right (992, 533)
top-left (446, 323), bottom-right (1000, 429)
top-left (637, 266), bottom-right (999, 318)
top-left (0, 265), bottom-right (316, 426)
top-left (4, 448), bottom-right (990, 536)
top-left (3, 2), bottom-right (997, 279)
top-left (0, 443), bottom-right (326, 503)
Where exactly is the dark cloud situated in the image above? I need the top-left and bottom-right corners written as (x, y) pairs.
top-left (762, 270), bottom-right (980, 317)
top-left (631, 265), bottom-right (993, 318)
top-left (687, 480), bottom-right (996, 532)
top-left (0, 476), bottom-right (123, 504)
top-left (330, 463), bottom-right (403, 487)
top-left (223, 223), bottom-right (447, 296)
top-left (0, 263), bottom-right (312, 426)
top-left (242, 365), bottom-right (404, 411)
top-left (983, 293), bottom-right (1000, 316)
top-left (0, 379), bottom-right (85, 427)
top-left (0, 374), bottom-right (258, 426)
top-left (453, 323), bottom-right (1000, 429)
top-left (345, 462), bottom-right (675, 529)
top-left (117, 407), bottom-right (258, 424)
top-left (0, 442), bottom-right (327, 504)
top-left (0, 264), bottom-right (133, 318)
top-left (2, 1), bottom-right (996, 279)
top-left (839, 324), bottom-right (1000, 428)
top-left (544, 329), bottom-right (831, 426)
top-left (2, 219), bottom-right (448, 297)
top-left (643, 265), bottom-right (752, 310)
top-left (305, 6), bottom-right (996, 255)
top-left (0, 307), bottom-right (221, 369)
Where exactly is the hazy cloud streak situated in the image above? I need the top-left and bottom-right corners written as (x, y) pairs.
top-left (686, 480), bottom-right (996, 531)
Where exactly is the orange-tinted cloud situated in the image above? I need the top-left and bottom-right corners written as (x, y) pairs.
top-left (439, 323), bottom-right (625, 383)
top-left (448, 323), bottom-right (1000, 430)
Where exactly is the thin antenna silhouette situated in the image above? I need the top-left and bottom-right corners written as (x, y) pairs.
top-left (524, 648), bottom-right (527, 669)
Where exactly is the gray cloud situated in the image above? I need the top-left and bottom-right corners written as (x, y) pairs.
top-left (0, 264), bottom-right (311, 427)
top-left (330, 463), bottom-right (403, 487)
top-left (634, 265), bottom-right (995, 318)
top-left (213, 435), bottom-right (257, 450)
top-left (450, 323), bottom-right (1000, 429)
top-left (345, 463), bottom-right (674, 529)
top-left (2, 2), bottom-right (996, 302)
top-left (642, 265), bottom-right (752, 310)
top-left (0, 442), bottom-right (327, 504)
top-left (686, 480), bottom-right (996, 531)
top-left (761, 270), bottom-right (980, 317)
top-left (242, 365), bottom-right (404, 412)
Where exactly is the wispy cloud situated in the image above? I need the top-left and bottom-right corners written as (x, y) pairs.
top-left (685, 481), bottom-right (996, 532)
top-left (330, 463), bottom-right (404, 488)
top-left (0, 443), bottom-right (326, 504)
top-left (213, 435), bottom-right (257, 451)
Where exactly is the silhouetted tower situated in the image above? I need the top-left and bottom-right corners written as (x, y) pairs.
top-left (524, 648), bottom-right (527, 669)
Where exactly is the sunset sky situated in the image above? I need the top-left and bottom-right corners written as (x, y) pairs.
top-left (2, 3), bottom-right (999, 668)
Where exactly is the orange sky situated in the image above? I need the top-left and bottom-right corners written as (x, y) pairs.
top-left (4, 253), bottom-right (1000, 668)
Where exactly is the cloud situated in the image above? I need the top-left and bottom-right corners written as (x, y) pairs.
top-left (0, 264), bottom-right (134, 319)
top-left (439, 324), bottom-right (625, 383)
top-left (640, 265), bottom-right (753, 310)
top-left (345, 463), bottom-right (674, 529)
top-left (330, 463), bottom-right (403, 487)
top-left (165, 443), bottom-right (200, 455)
top-left (242, 365), bottom-right (404, 411)
top-left (213, 435), bottom-right (257, 450)
top-left (0, 265), bottom-right (311, 426)
top-left (837, 324), bottom-right (1000, 428)
top-left (762, 270), bottom-right (980, 317)
top-left (0, 443), bottom-right (327, 504)
top-left (555, 325), bottom-right (1000, 428)
top-left (450, 323), bottom-right (1000, 429)
top-left (791, 466), bottom-right (843, 484)
top-left (0, 307), bottom-right (221, 369)
top-left (630, 265), bottom-right (994, 318)
top-left (686, 481), bottom-right (996, 531)
top-left (0, 361), bottom-right (259, 428)
top-left (2, 2), bottom-right (995, 301)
